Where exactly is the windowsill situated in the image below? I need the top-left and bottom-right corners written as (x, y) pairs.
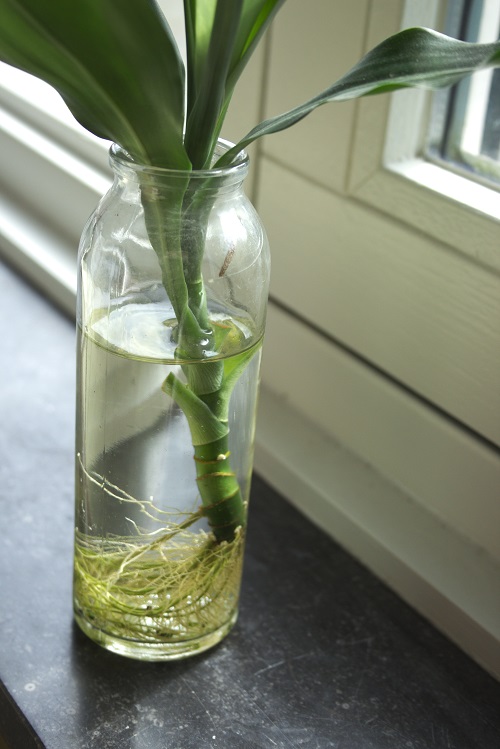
top-left (1, 259), bottom-right (499, 747)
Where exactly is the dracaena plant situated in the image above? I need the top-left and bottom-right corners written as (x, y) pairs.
top-left (1, 0), bottom-right (499, 546)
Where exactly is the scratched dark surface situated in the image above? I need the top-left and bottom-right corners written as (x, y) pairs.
top-left (1, 259), bottom-right (500, 749)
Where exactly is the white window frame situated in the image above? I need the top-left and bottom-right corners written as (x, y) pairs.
top-left (348, 0), bottom-right (500, 272)
top-left (0, 64), bottom-right (110, 310)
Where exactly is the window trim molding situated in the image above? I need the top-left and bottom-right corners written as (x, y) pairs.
top-left (348, 0), bottom-right (500, 273)
top-left (0, 71), bottom-right (111, 313)
top-left (256, 364), bottom-right (500, 681)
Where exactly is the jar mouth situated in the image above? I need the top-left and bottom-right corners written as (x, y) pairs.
top-left (109, 139), bottom-right (249, 180)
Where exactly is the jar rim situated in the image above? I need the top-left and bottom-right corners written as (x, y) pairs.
top-left (109, 139), bottom-right (249, 180)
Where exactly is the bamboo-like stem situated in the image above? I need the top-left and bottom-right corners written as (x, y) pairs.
top-left (162, 371), bottom-right (248, 542)
top-left (140, 167), bottom-right (250, 543)
top-left (194, 436), bottom-right (246, 542)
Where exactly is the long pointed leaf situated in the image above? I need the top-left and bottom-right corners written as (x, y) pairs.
top-left (217, 27), bottom-right (500, 166)
top-left (226, 0), bottom-right (285, 95)
top-left (183, 0), bottom-right (216, 119)
top-left (0, 0), bottom-right (189, 168)
top-left (185, 0), bottom-right (244, 168)
top-left (211, 0), bottom-right (285, 146)
top-left (184, 0), bottom-right (284, 168)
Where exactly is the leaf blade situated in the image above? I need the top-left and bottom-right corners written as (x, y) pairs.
top-left (0, 0), bottom-right (190, 168)
top-left (183, 0), bottom-right (285, 169)
top-left (217, 27), bottom-right (500, 165)
top-left (185, 0), bottom-right (245, 168)
top-left (225, 0), bottom-right (285, 95)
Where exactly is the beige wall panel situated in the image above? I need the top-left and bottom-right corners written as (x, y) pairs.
top-left (257, 157), bottom-right (500, 445)
top-left (261, 0), bottom-right (370, 192)
top-left (260, 303), bottom-right (500, 562)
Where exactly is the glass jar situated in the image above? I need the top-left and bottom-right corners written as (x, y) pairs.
top-left (73, 141), bottom-right (270, 660)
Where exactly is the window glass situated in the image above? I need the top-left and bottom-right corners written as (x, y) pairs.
top-left (427, 0), bottom-right (500, 187)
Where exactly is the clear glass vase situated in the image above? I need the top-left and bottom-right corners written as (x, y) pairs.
top-left (73, 141), bottom-right (270, 660)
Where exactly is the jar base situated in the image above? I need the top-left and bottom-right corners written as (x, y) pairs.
top-left (73, 609), bottom-right (238, 661)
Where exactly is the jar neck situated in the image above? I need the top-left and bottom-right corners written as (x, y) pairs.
top-left (109, 140), bottom-right (249, 196)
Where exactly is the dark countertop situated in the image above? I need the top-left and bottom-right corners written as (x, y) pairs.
top-left (1, 258), bottom-right (499, 749)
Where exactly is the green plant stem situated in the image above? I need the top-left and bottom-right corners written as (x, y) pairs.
top-left (140, 177), bottom-right (206, 355)
top-left (194, 435), bottom-right (246, 542)
top-left (162, 372), bottom-right (247, 542)
top-left (141, 177), bottom-right (248, 543)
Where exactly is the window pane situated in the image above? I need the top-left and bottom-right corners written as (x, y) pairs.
top-left (427, 0), bottom-right (500, 187)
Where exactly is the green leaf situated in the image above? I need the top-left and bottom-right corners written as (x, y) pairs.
top-left (0, 0), bottom-right (190, 168)
top-left (184, 0), bottom-right (284, 168)
top-left (184, 0), bottom-right (245, 168)
top-left (209, 0), bottom-right (285, 157)
top-left (225, 0), bottom-right (286, 96)
top-left (217, 27), bottom-right (500, 166)
top-left (184, 0), bottom-right (216, 119)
